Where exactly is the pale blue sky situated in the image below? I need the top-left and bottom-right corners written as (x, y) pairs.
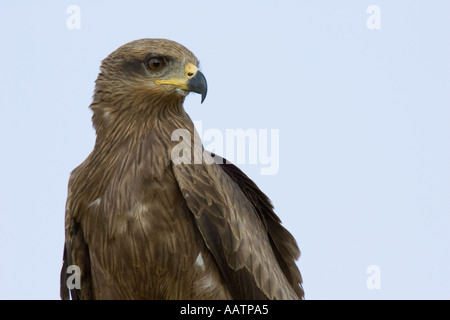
top-left (0, 1), bottom-right (449, 299)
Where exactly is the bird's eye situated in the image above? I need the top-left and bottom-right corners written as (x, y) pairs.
top-left (148, 57), bottom-right (164, 71)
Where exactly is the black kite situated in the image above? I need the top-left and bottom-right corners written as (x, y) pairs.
top-left (60, 39), bottom-right (304, 300)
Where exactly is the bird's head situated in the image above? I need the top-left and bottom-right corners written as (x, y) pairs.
top-left (90, 39), bottom-right (208, 135)
top-left (93, 38), bottom-right (207, 108)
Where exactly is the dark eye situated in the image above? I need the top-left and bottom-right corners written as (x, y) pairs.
top-left (148, 57), bottom-right (164, 71)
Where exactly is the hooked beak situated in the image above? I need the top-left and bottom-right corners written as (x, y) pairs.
top-left (155, 63), bottom-right (208, 103)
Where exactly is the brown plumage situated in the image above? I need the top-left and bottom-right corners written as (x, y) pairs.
top-left (60, 38), bottom-right (304, 300)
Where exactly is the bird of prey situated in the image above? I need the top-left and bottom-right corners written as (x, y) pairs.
top-left (60, 39), bottom-right (304, 300)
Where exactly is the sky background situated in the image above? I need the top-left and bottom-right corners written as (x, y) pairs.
top-left (0, 1), bottom-right (449, 299)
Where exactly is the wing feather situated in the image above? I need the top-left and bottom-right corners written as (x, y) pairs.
top-left (172, 153), bottom-right (301, 299)
top-left (60, 221), bottom-right (93, 300)
top-left (214, 154), bottom-right (304, 299)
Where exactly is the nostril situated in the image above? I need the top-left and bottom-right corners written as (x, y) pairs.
top-left (187, 72), bottom-right (194, 77)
